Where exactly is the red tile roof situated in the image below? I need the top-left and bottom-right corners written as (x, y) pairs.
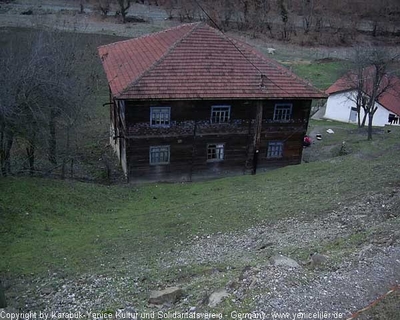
top-left (98, 23), bottom-right (326, 100)
top-left (326, 68), bottom-right (400, 116)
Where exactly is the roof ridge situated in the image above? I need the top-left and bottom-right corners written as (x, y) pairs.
top-left (227, 35), bottom-right (325, 95)
top-left (203, 24), bottom-right (262, 75)
top-left (202, 26), bottom-right (324, 96)
top-left (116, 22), bottom-right (201, 98)
top-left (98, 22), bottom-right (200, 51)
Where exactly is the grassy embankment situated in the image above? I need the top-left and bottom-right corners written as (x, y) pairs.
top-left (1, 122), bottom-right (400, 277)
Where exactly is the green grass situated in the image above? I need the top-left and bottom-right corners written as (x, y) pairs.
top-left (1, 122), bottom-right (400, 276)
top-left (1, 28), bottom-right (399, 280)
top-left (289, 61), bottom-right (347, 90)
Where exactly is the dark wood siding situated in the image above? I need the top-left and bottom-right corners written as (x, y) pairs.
top-left (120, 99), bottom-right (311, 181)
top-left (257, 100), bottom-right (311, 170)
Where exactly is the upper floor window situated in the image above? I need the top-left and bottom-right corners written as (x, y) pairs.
top-left (207, 143), bottom-right (224, 161)
top-left (267, 141), bottom-right (284, 158)
top-left (273, 104), bottom-right (292, 121)
top-left (150, 107), bottom-right (170, 127)
top-left (211, 105), bottom-right (231, 123)
top-left (149, 145), bottom-right (170, 165)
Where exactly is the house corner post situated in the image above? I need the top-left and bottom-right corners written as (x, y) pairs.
top-left (252, 101), bottom-right (263, 175)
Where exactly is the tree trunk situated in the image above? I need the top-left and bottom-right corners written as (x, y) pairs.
top-left (361, 111), bottom-right (367, 127)
top-left (4, 135), bottom-right (13, 176)
top-left (118, 0), bottom-right (131, 23)
top-left (372, 21), bottom-right (377, 37)
top-left (61, 126), bottom-right (71, 180)
top-left (243, 0), bottom-right (249, 24)
top-left (26, 138), bottom-right (35, 176)
top-left (79, 0), bottom-right (84, 13)
top-left (1, 125), bottom-right (14, 176)
top-left (367, 113), bottom-right (374, 140)
top-left (70, 158), bottom-right (74, 178)
top-left (61, 158), bottom-right (66, 180)
top-left (0, 281), bottom-right (7, 308)
top-left (356, 92), bottom-right (362, 127)
top-left (0, 124), bottom-right (4, 175)
top-left (49, 108), bottom-right (57, 165)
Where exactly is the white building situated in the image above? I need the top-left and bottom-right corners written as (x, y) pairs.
top-left (324, 71), bottom-right (400, 127)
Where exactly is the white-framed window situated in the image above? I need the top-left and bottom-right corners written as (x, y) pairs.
top-left (273, 104), bottom-right (292, 121)
top-left (211, 105), bottom-right (231, 123)
top-left (150, 107), bottom-right (170, 127)
top-left (149, 146), bottom-right (170, 165)
top-left (267, 141), bottom-right (284, 158)
top-left (207, 143), bottom-right (224, 161)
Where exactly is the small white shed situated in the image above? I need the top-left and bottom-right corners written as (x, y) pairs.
top-left (324, 71), bottom-right (400, 127)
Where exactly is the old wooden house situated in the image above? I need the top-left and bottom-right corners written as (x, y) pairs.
top-left (98, 22), bottom-right (326, 181)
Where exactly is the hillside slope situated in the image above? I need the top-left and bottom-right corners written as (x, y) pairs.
top-left (1, 122), bottom-right (400, 317)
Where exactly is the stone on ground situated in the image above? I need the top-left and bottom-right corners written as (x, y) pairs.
top-left (269, 254), bottom-right (300, 268)
top-left (208, 289), bottom-right (230, 308)
top-left (148, 287), bottom-right (183, 305)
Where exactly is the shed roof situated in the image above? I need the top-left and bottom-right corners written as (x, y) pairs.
top-left (98, 22), bottom-right (326, 100)
top-left (326, 68), bottom-right (400, 116)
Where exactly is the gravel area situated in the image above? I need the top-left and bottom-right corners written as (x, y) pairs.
top-left (251, 246), bottom-right (400, 315)
top-left (161, 188), bottom-right (400, 268)
top-left (2, 188), bottom-right (399, 317)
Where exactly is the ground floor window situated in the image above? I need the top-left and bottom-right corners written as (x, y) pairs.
top-left (207, 143), bottom-right (224, 161)
top-left (149, 146), bottom-right (170, 165)
top-left (267, 141), bottom-right (284, 158)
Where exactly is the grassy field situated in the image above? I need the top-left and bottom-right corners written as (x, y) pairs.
top-left (1, 121), bottom-right (400, 277)
top-left (289, 61), bottom-right (346, 90)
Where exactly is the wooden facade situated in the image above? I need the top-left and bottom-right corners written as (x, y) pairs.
top-left (99, 23), bottom-right (325, 181)
top-left (110, 98), bottom-right (311, 181)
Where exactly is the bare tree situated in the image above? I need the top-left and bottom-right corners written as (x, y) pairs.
top-left (0, 31), bottom-right (48, 175)
top-left (349, 48), bottom-right (369, 128)
top-left (74, 0), bottom-right (89, 13)
top-left (92, 0), bottom-right (112, 15)
top-left (116, 0), bottom-right (132, 22)
top-left (160, 0), bottom-right (176, 19)
top-left (278, 0), bottom-right (292, 40)
top-left (0, 47), bottom-right (17, 176)
top-left (0, 29), bottom-right (99, 177)
top-left (347, 47), bottom-right (399, 140)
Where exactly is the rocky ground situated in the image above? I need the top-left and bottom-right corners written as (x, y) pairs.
top-left (2, 187), bottom-right (399, 318)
